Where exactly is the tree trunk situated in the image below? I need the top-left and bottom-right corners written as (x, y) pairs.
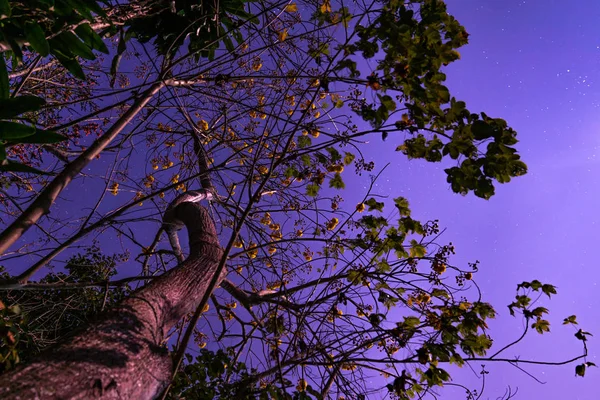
top-left (0, 201), bottom-right (224, 399)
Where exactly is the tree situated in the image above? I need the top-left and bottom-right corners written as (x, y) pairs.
top-left (0, 0), bottom-right (591, 399)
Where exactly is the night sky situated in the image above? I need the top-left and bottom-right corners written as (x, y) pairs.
top-left (3, 1), bottom-right (598, 398)
top-left (343, 1), bottom-right (599, 398)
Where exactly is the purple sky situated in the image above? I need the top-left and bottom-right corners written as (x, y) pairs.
top-left (341, 1), bottom-right (599, 398)
top-left (4, 1), bottom-right (598, 398)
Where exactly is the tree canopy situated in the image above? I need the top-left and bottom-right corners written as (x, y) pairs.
top-left (0, 0), bottom-right (592, 399)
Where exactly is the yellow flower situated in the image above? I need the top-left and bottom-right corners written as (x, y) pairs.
top-left (296, 379), bottom-right (307, 392)
top-left (310, 129), bottom-right (320, 138)
top-left (270, 231), bottom-right (282, 241)
top-left (464, 272), bottom-right (473, 280)
top-left (247, 242), bottom-right (258, 259)
top-left (303, 250), bottom-right (313, 261)
top-left (326, 217), bottom-right (339, 231)
top-left (171, 174), bottom-right (179, 184)
top-left (341, 363), bottom-right (357, 371)
top-left (320, 0), bottom-right (332, 13)
top-left (296, 230), bottom-right (303, 237)
top-left (268, 246), bottom-right (277, 255)
top-left (261, 213), bottom-right (272, 225)
top-left (233, 240), bottom-right (243, 248)
top-left (198, 119), bottom-right (209, 131)
top-left (267, 281), bottom-right (282, 290)
top-left (327, 164), bottom-right (344, 173)
top-left (252, 60), bottom-right (263, 72)
top-left (285, 3), bottom-right (298, 12)
top-left (432, 262), bottom-right (447, 274)
top-left (109, 182), bottom-right (119, 195)
top-left (356, 203), bottom-right (366, 212)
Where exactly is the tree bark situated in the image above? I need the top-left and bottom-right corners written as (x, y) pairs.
top-left (0, 201), bottom-right (224, 399)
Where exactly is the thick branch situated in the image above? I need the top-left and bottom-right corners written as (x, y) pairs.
top-left (0, 202), bottom-right (224, 399)
top-left (0, 81), bottom-right (164, 257)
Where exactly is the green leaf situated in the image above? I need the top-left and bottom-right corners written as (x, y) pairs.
top-left (343, 152), bottom-right (355, 165)
top-left (109, 30), bottom-right (128, 87)
top-left (531, 318), bottom-right (550, 334)
top-left (0, 159), bottom-right (51, 175)
top-left (530, 280), bottom-right (542, 290)
top-left (7, 129), bottom-right (67, 144)
top-left (54, 32), bottom-right (96, 60)
top-left (562, 315), bottom-right (578, 325)
top-left (7, 304), bottom-right (20, 314)
top-left (530, 307), bottom-right (548, 318)
top-left (298, 135), bottom-right (312, 148)
top-left (409, 239), bottom-right (426, 258)
top-left (347, 269), bottom-right (362, 285)
top-left (25, 22), bottom-right (50, 56)
top-left (0, 121), bottom-right (36, 140)
top-left (0, 96), bottom-right (46, 119)
top-left (301, 154), bottom-right (311, 166)
top-left (378, 94), bottom-right (396, 112)
top-left (365, 197), bottom-right (384, 212)
top-left (329, 173), bottom-right (345, 189)
top-left (369, 313), bottom-right (384, 326)
top-left (53, 51), bottom-right (86, 80)
top-left (393, 197), bottom-right (411, 216)
top-left (541, 284), bottom-right (557, 298)
top-left (401, 316), bottom-right (421, 329)
top-left (306, 183), bottom-right (320, 197)
top-left (75, 24), bottom-right (109, 54)
top-left (325, 147), bottom-right (341, 162)
top-left (0, 56), bottom-right (8, 99)
top-left (0, 0), bottom-right (10, 18)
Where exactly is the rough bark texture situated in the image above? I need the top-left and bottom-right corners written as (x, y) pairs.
top-left (0, 202), bottom-right (224, 399)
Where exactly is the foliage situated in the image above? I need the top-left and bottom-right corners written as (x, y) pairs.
top-left (0, 246), bottom-right (130, 372)
top-left (0, 0), bottom-right (591, 398)
top-left (0, 93), bottom-right (67, 176)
